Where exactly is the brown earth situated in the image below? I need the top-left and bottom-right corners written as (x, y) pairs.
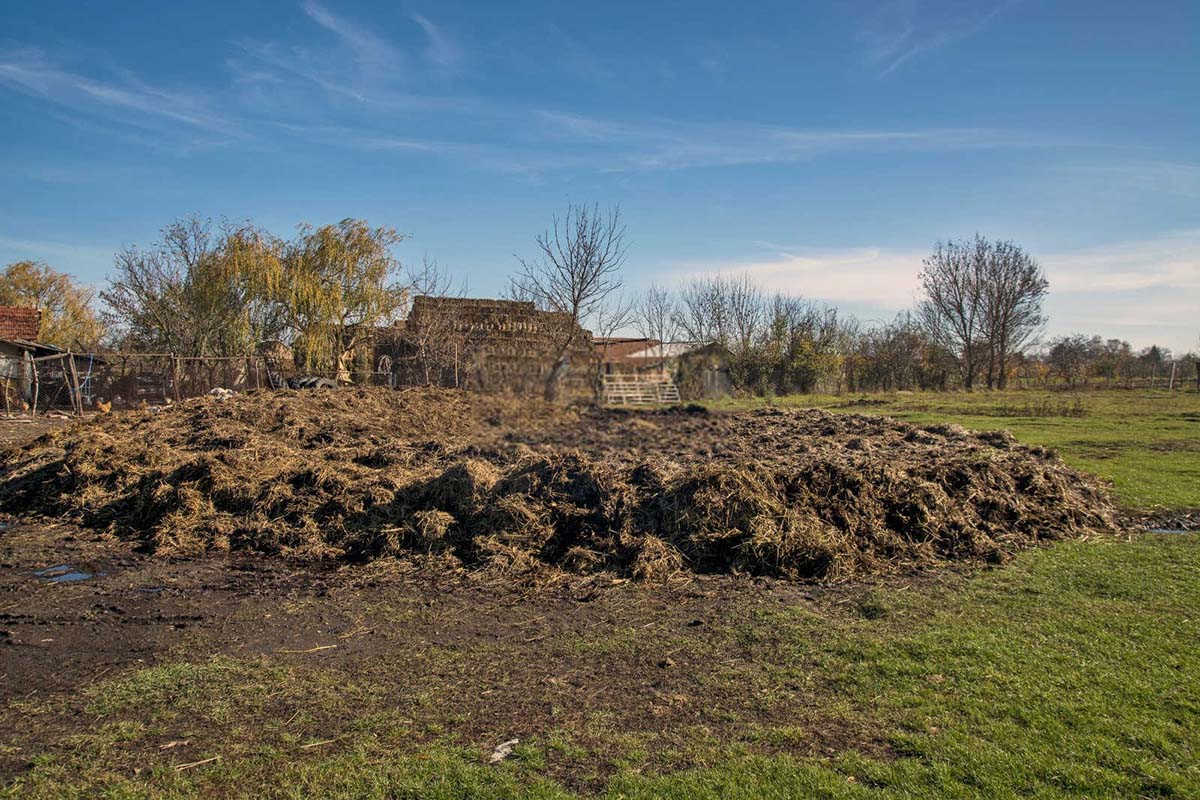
top-left (0, 388), bottom-right (1117, 584)
top-left (0, 416), bottom-right (64, 449)
top-left (0, 514), bottom-right (905, 788)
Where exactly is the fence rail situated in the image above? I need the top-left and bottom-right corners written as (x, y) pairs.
top-left (601, 373), bottom-right (681, 406)
top-left (1, 352), bottom-right (394, 416)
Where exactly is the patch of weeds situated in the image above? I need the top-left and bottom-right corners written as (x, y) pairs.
top-left (84, 656), bottom-right (286, 719)
top-left (856, 591), bottom-right (889, 620)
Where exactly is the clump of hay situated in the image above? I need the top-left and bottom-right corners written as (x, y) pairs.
top-left (0, 388), bottom-right (1117, 582)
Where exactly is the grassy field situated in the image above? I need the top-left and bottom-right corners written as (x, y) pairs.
top-left (714, 388), bottom-right (1200, 511)
top-left (3, 389), bottom-right (1198, 799)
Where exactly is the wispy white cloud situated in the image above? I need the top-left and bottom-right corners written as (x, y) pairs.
top-left (0, 3), bottom-right (1089, 179)
top-left (858, 0), bottom-right (1018, 76)
top-left (233, 5), bottom-right (474, 109)
top-left (1060, 160), bottom-right (1200, 199)
top-left (282, 113), bottom-right (1061, 176)
top-left (0, 47), bottom-right (240, 136)
top-left (1041, 230), bottom-right (1200, 293)
top-left (302, 0), bottom-right (404, 70)
top-left (654, 230), bottom-right (1200, 353)
top-left (411, 13), bottom-right (464, 70)
top-left (656, 244), bottom-right (925, 308)
top-left (528, 112), bottom-right (1061, 172)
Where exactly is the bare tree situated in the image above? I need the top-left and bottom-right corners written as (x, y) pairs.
top-left (727, 275), bottom-right (766, 356)
top-left (633, 283), bottom-right (679, 371)
top-left (918, 235), bottom-right (1048, 391)
top-left (400, 256), bottom-right (465, 385)
top-left (674, 275), bottom-right (730, 346)
top-left (977, 240), bottom-right (1048, 388)
top-left (511, 203), bottom-right (628, 401)
top-left (917, 237), bottom-right (986, 391)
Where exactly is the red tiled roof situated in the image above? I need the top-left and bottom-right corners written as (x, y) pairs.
top-left (0, 306), bottom-right (40, 341)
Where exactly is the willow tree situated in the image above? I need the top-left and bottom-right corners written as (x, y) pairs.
top-left (282, 219), bottom-right (407, 379)
top-left (207, 225), bottom-right (287, 354)
top-left (0, 260), bottom-right (106, 348)
top-left (103, 216), bottom-right (285, 356)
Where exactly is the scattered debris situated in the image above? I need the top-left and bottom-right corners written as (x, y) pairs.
top-left (159, 740), bottom-right (190, 750)
top-left (277, 644), bottom-right (338, 654)
top-left (0, 388), bottom-right (1117, 582)
top-left (300, 737), bottom-right (341, 749)
top-left (173, 755), bottom-right (219, 771)
top-left (489, 738), bottom-right (519, 763)
top-left (1130, 508), bottom-right (1200, 532)
top-left (208, 387), bottom-right (235, 401)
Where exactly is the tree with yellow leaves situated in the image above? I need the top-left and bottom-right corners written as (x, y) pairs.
top-left (0, 260), bottom-right (106, 348)
top-left (281, 219), bottom-right (407, 379)
top-left (103, 216), bottom-right (286, 357)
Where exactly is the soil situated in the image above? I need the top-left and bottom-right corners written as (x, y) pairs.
top-left (0, 416), bottom-right (64, 449)
top-left (0, 514), bottom-right (902, 788)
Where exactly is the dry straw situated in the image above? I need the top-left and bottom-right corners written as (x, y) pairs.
top-left (0, 388), bottom-right (1117, 582)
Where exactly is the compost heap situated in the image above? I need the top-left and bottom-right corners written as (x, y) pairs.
top-left (0, 388), bottom-right (1117, 581)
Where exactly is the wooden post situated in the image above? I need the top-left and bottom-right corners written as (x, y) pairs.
top-left (30, 356), bottom-right (39, 417)
top-left (67, 353), bottom-right (83, 415)
top-left (172, 355), bottom-right (182, 403)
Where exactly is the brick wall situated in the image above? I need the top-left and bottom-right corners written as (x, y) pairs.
top-left (0, 306), bottom-right (40, 341)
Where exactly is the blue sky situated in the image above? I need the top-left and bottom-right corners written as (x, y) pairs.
top-left (1, 0), bottom-right (1197, 353)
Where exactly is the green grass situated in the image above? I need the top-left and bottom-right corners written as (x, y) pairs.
top-left (7, 535), bottom-right (1199, 799)
top-left (711, 389), bottom-right (1200, 510)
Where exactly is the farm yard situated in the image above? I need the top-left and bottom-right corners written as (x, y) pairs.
top-left (4, 1), bottom-right (1198, 796)
top-left (1, 388), bottom-right (1197, 799)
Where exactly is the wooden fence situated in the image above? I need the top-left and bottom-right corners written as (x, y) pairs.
top-left (2, 352), bottom-right (391, 417)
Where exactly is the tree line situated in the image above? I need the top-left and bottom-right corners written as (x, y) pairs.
top-left (1, 207), bottom-right (1196, 395)
top-left (2, 216), bottom-right (406, 380)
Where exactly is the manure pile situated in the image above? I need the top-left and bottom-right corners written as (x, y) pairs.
top-left (0, 388), bottom-right (1117, 581)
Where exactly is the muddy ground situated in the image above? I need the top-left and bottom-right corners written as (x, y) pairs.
top-left (0, 512), bottom-right (910, 787)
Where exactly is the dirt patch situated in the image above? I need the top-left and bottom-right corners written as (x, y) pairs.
top-left (0, 517), bottom-right (897, 787)
top-left (0, 388), bottom-right (1117, 582)
top-left (0, 415), bottom-right (66, 449)
top-left (1126, 508), bottom-right (1200, 532)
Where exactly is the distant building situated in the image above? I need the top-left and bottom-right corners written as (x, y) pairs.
top-left (0, 306), bottom-right (40, 342)
top-left (377, 296), bottom-right (595, 396)
top-left (0, 306), bottom-right (48, 408)
top-left (594, 337), bottom-right (661, 374)
top-left (598, 337), bottom-right (732, 399)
